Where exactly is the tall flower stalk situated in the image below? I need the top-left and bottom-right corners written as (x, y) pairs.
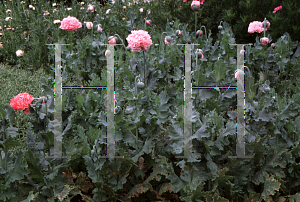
top-left (126, 30), bottom-right (153, 86)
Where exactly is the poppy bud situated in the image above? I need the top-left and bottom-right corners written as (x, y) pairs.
top-left (196, 30), bottom-right (202, 37)
top-left (146, 20), bottom-right (151, 25)
top-left (164, 36), bottom-right (173, 44)
top-left (191, 1), bottom-right (200, 11)
top-left (271, 43), bottom-right (275, 49)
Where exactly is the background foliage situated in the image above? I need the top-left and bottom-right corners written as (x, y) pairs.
top-left (1, 0), bottom-right (300, 201)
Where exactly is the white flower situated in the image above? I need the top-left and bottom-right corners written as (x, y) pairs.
top-left (66, 8), bottom-right (72, 11)
top-left (29, 5), bottom-right (35, 10)
top-left (5, 17), bottom-right (12, 21)
top-left (53, 20), bottom-right (60, 24)
top-left (6, 9), bottom-right (11, 14)
top-left (16, 50), bottom-right (24, 57)
top-left (106, 9), bottom-right (111, 14)
top-left (139, 8), bottom-right (143, 13)
top-left (147, 9), bottom-right (151, 14)
top-left (85, 22), bottom-right (93, 29)
top-left (52, 3), bottom-right (57, 7)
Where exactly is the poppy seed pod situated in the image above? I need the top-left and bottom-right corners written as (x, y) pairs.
top-left (137, 81), bottom-right (145, 89)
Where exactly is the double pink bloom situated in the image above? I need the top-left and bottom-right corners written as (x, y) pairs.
top-left (248, 21), bottom-right (270, 33)
top-left (126, 30), bottom-right (153, 52)
top-left (59, 16), bottom-right (82, 32)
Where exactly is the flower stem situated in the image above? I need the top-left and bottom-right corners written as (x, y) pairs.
top-left (200, 26), bottom-right (207, 41)
top-left (143, 50), bottom-right (146, 86)
top-left (160, 32), bottom-right (167, 56)
top-left (195, 11), bottom-right (197, 43)
top-left (114, 34), bottom-right (126, 49)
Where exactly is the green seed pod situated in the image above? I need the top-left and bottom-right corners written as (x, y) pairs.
top-left (137, 81), bottom-right (145, 89)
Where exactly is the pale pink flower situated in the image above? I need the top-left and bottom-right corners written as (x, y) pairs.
top-left (59, 16), bottom-right (82, 32)
top-left (248, 21), bottom-right (268, 33)
top-left (87, 4), bottom-right (95, 12)
top-left (16, 50), bottom-right (24, 57)
top-left (260, 37), bottom-right (269, 45)
top-left (139, 8), bottom-right (143, 13)
top-left (126, 30), bottom-right (153, 52)
top-left (85, 22), bottom-right (93, 29)
top-left (97, 24), bottom-right (103, 32)
top-left (273, 6), bottom-right (282, 13)
top-left (53, 20), bottom-right (61, 24)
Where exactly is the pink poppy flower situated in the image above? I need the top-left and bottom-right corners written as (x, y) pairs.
top-left (59, 16), bottom-right (82, 32)
top-left (273, 6), bottom-right (282, 13)
top-left (87, 4), bottom-right (95, 12)
top-left (126, 30), bottom-right (153, 52)
top-left (191, 1), bottom-right (200, 10)
top-left (10, 92), bottom-right (34, 112)
top-left (260, 37), bottom-right (269, 45)
top-left (248, 21), bottom-right (267, 33)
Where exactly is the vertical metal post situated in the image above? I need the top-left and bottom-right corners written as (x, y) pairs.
top-left (229, 44), bottom-right (253, 159)
top-left (45, 43), bottom-right (69, 159)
